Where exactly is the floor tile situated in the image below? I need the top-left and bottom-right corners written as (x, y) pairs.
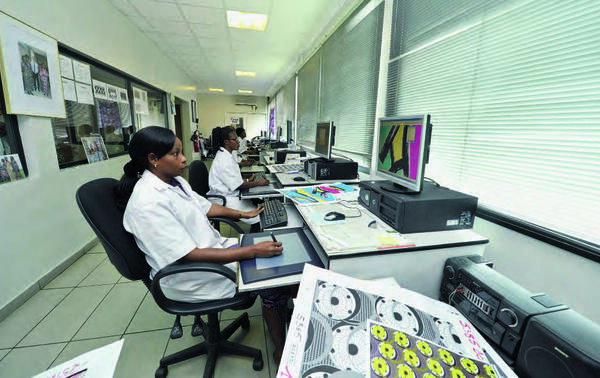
top-left (213, 316), bottom-right (271, 378)
top-left (264, 317), bottom-right (278, 378)
top-left (0, 288), bottom-right (71, 349)
top-left (221, 296), bottom-right (263, 321)
top-left (0, 349), bottom-right (8, 360)
top-left (0, 343), bottom-right (66, 378)
top-left (114, 329), bottom-right (171, 377)
top-left (44, 254), bottom-right (106, 289)
top-left (87, 242), bottom-right (105, 254)
top-left (74, 283), bottom-right (146, 340)
top-left (18, 285), bottom-right (112, 347)
top-left (50, 336), bottom-right (120, 368)
top-left (165, 317), bottom-right (270, 378)
top-left (125, 294), bottom-right (193, 333)
top-left (78, 258), bottom-right (121, 286)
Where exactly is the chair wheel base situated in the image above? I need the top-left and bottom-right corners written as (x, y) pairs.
top-left (155, 366), bottom-right (168, 378)
top-left (253, 354), bottom-right (264, 371)
top-left (241, 315), bottom-right (250, 330)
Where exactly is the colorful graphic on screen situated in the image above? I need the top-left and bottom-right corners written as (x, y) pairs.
top-left (378, 120), bottom-right (422, 181)
top-left (269, 107), bottom-right (276, 137)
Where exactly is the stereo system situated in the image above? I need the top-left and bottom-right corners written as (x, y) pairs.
top-left (358, 180), bottom-right (477, 233)
top-left (441, 255), bottom-right (600, 378)
top-left (304, 158), bottom-right (358, 180)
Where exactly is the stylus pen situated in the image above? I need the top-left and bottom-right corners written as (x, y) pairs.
top-left (270, 232), bottom-right (278, 242)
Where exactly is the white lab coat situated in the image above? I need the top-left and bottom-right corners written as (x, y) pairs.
top-left (208, 147), bottom-right (259, 224)
top-left (124, 170), bottom-right (237, 302)
top-left (238, 137), bottom-right (248, 154)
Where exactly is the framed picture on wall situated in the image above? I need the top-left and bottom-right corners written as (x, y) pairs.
top-left (0, 11), bottom-right (66, 117)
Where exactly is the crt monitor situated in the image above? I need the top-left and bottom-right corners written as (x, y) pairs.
top-left (286, 120), bottom-right (293, 144)
top-left (376, 115), bottom-right (432, 193)
top-left (314, 121), bottom-right (335, 159)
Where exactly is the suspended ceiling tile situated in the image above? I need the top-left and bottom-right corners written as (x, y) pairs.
top-left (130, 0), bottom-right (182, 21)
top-left (179, 4), bottom-right (225, 24)
top-left (111, 0), bottom-right (141, 16)
top-left (223, 0), bottom-right (272, 14)
top-left (190, 22), bottom-right (227, 39)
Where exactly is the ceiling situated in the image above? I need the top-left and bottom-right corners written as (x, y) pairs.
top-left (110, 0), bottom-right (361, 97)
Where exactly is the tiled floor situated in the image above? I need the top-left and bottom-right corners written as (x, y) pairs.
top-left (0, 241), bottom-right (279, 378)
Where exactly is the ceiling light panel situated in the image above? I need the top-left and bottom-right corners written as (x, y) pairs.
top-left (238, 90), bottom-right (253, 94)
top-left (227, 11), bottom-right (268, 31)
top-left (235, 71), bottom-right (256, 77)
top-left (209, 88), bottom-right (224, 92)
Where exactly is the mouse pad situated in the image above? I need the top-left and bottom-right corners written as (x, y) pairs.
top-left (368, 320), bottom-right (498, 378)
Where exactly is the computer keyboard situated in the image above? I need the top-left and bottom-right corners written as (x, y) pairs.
top-left (260, 198), bottom-right (288, 229)
top-left (269, 163), bottom-right (304, 173)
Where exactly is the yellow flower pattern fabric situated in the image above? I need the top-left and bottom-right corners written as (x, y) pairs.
top-left (369, 320), bottom-right (498, 378)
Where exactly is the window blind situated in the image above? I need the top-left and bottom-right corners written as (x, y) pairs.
top-left (319, 1), bottom-right (384, 166)
top-left (387, 0), bottom-right (600, 247)
top-left (296, 52), bottom-right (321, 148)
top-left (275, 75), bottom-right (297, 141)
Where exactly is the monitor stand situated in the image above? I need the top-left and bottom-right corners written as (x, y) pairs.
top-left (380, 182), bottom-right (420, 194)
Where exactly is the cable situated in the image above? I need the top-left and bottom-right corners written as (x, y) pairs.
top-left (448, 286), bottom-right (463, 305)
top-left (337, 200), bottom-right (362, 218)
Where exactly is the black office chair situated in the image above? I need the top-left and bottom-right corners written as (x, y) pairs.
top-left (76, 178), bottom-right (262, 378)
top-left (188, 160), bottom-right (229, 232)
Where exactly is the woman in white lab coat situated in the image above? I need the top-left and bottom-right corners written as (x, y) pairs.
top-left (208, 127), bottom-right (270, 231)
top-left (118, 126), bottom-right (289, 364)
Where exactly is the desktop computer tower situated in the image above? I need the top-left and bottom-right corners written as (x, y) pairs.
top-left (358, 181), bottom-right (477, 233)
top-left (304, 158), bottom-right (358, 180)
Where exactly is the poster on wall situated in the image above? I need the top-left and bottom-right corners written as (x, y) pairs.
top-left (75, 82), bottom-right (94, 105)
top-left (269, 107), bottom-right (275, 137)
top-left (92, 79), bottom-right (108, 100)
top-left (132, 86), bottom-right (149, 114)
top-left (61, 77), bottom-right (77, 102)
top-left (106, 84), bottom-right (119, 102)
top-left (72, 59), bottom-right (91, 84)
top-left (0, 12), bottom-right (66, 117)
top-left (117, 87), bottom-right (128, 104)
top-left (59, 54), bottom-right (73, 80)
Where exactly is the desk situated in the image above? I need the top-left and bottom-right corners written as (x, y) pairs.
top-left (237, 186), bottom-right (488, 299)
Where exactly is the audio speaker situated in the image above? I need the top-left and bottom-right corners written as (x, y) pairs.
top-left (516, 309), bottom-right (600, 378)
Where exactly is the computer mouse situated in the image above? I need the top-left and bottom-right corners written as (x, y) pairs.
top-left (324, 211), bottom-right (345, 221)
top-left (293, 176), bottom-right (306, 182)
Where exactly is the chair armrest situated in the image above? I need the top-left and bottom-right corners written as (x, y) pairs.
top-left (208, 216), bottom-right (244, 234)
top-left (153, 260), bottom-right (236, 284)
top-left (206, 194), bottom-right (226, 206)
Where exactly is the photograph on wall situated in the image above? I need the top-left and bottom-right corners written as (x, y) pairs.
top-left (0, 154), bottom-right (25, 183)
top-left (81, 136), bottom-right (108, 164)
top-left (0, 12), bottom-right (65, 117)
top-left (18, 42), bottom-right (52, 98)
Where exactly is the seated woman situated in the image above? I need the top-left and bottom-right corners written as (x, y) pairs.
top-left (208, 126), bottom-right (270, 232)
top-left (118, 126), bottom-right (289, 364)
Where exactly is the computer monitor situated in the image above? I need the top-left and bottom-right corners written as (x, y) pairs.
top-left (276, 126), bottom-right (282, 141)
top-left (286, 120), bottom-right (293, 144)
top-left (315, 121), bottom-right (335, 159)
top-left (376, 115), bottom-right (432, 193)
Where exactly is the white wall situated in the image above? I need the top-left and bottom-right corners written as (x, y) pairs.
top-left (0, 0), bottom-right (196, 314)
top-left (196, 94), bottom-right (267, 139)
top-left (473, 218), bottom-right (600, 325)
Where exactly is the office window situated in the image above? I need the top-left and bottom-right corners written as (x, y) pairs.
top-left (296, 52), bottom-right (321, 148)
top-left (52, 48), bottom-right (167, 168)
top-left (294, 1), bottom-right (383, 166)
top-left (275, 75), bottom-right (297, 141)
top-left (0, 80), bottom-right (28, 184)
top-left (387, 0), bottom-right (600, 251)
top-left (131, 83), bottom-right (167, 129)
top-left (319, 1), bottom-right (384, 166)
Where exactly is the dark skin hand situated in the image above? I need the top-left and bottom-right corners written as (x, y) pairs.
top-left (239, 174), bottom-right (270, 189)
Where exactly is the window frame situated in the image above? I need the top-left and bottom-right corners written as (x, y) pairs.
top-left (54, 43), bottom-right (168, 169)
top-left (0, 75), bottom-right (28, 178)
